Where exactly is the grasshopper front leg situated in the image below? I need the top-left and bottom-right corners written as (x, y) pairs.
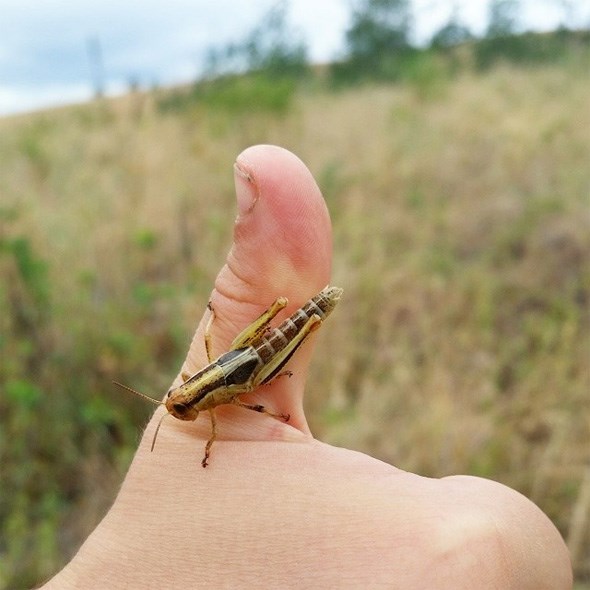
top-left (202, 409), bottom-right (218, 468)
top-left (232, 400), bottom-right (290, 422)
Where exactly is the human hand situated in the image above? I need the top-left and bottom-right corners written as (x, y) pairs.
top-left (43, 145), bottom-right (572, 589)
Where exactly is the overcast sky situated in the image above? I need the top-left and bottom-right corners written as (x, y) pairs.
top-left (0, 0), bottom-right (588, 116)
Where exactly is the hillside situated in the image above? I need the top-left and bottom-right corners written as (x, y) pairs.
top-left (1, 60), bottom-right (589, 587)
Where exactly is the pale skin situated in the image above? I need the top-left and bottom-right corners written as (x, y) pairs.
top-left (42, 145), bottom-right (572, 589)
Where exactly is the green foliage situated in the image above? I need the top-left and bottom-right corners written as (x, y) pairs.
top-left (134, 228), bottom-right (158, 250)
top-left (0, 235), bottom-right (51, 362)
top-left (5, 379), bottom-right (42, 409)
top-left (430, 13), bottom-right (474, 49)
top-left (0, 214), bottom-right (187, 588)
top-left (397, 51), bottom-right (451, 100)
top-left (6, 237), bottom-right (50, 309)
top-left (331, 0), bottom-right (413, 84)
top-left (475, 28), bottom-right (590, 70)
top-left (17, 119), bottom-right (54, 183)
top-left (486, 0), bottom-right (520, 38)
top-left (160, 1), bottom-right (308, 115)
top-left (206, 1), bottom-right (309, 80)
top-left (194, 73), bottom-right (298, 115)
top-left (159, 72), bottom-right (299, 116)
top-left (346, 0), bottom-right (412, 56)
top-left (329, 0), bottom-right (587, 86)
top-left (473, 0), bottom-right (590, 70)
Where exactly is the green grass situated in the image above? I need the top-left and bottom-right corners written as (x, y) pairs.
top-left (1, 57), bottom-right (589, 587)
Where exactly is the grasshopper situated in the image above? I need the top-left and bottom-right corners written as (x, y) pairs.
top-left (114, 285), bottom-right (343, 467)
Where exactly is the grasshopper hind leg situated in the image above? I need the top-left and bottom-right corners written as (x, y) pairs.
top-left (204, 296), bottom-right (288, 360)
top-left (230, 296), bottom-right (288, 350)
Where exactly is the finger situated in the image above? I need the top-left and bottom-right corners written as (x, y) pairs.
top-left (180, 145), bottom-right (333, 432)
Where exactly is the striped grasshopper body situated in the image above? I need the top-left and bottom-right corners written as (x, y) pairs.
top-left (114, 285), bottom-right (343, 466)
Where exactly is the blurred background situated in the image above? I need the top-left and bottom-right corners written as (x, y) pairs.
top-left (1, 0), bottom-right (589, 587)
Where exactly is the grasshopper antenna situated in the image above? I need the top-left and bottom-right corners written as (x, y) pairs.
top-left (112, 381), bottom-right (164, 406)
top-left (112, 381), bottom-right (168, 451)
top-left (150, 411), bottom-right (169, 452)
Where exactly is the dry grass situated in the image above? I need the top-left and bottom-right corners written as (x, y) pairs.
top-left (1, 61), bottom-right (588, 587)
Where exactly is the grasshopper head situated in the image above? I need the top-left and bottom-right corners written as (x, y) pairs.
top-left (165, 389), bottom-right (200, 421)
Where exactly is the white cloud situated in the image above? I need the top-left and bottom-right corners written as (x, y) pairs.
top-left (289, 0), bottom-right (350, 61)
top-left (0, 83), bottom-right (91, 116)
top-left (0, 0), bottom-right (588, 116)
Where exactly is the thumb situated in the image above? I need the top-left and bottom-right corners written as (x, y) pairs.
top-left (175, 144), bottom-right (334, 440)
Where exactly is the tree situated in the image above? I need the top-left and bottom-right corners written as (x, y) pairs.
top-left (346, 0), bottom-right (412, 58)
top-left (430, 9), bottom-right (474, 49)
top-left (486, 0), bottom-right (520, 38)
top-left (334, 0), bottom-right (413, 82)
top-left (205, 1), bottom-right (308, 80)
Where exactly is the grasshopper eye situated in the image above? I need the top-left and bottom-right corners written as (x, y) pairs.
top-left (173, 403), bottom-right (187, 415)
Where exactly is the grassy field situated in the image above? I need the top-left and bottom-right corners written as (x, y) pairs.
top-left (1, 58), bottom-right (589, 587)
